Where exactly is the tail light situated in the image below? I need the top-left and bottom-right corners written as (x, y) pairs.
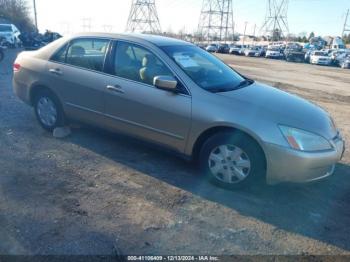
top-left (13, 63), bottom-right (21, 72)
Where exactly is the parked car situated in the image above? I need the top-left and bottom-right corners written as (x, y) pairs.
top-left (229, 44), bottom-right (242, 55)
top-left (244, 46), bottom-right (263, 57)
top-left (206, 43), bottom-right (218, 52)
top-left (217, 43), bottom-right (230, 54)
top-left (196, 43), bottom-right (206, 50)
top-left (265, 47), bottom-right (284, 59)
top-left (0, 23), bottom-right (21, 48)
top-left (284, 44), bottom-right (305, 63)
top-left (339, 54), bottom-right (350, 69)
top-left (238, 45), bottom-right (248, 55)
top-left (13, 33), bottom-right (345, 189)
top-left (310, 51), bottom-right (332, 66)
top-left (304, 49), bottom-right (316, 63)
top-left (330, 49), bottom-right (350, 66)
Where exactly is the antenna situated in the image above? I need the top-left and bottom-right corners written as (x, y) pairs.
top-left (342, 9), bottom-right (350, 37)
top-left (260, 0), bottom-right (289, 40)
top-left (197, 0), bottom-right (234, 43)
top-left (125, 0), bottom-right (161, 33)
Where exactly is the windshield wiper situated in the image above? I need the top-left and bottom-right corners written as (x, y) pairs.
top-left (235, 79), bottom-right (254, 89)
top-left (209, 79), bottom-right (254, 93)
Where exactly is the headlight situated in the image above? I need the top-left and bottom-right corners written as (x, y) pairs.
top-left (279, 125), bottom-right (332, 151)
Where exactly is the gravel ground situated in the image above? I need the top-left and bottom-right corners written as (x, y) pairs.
top-left (0, 49), bottom-right (350, 256)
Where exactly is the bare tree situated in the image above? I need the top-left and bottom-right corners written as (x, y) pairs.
top-left (0, 0), bottom-right (35, 31)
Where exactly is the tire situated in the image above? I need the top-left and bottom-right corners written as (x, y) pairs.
top-left (33, 89), bottom-right (65, 131)
top-left (199, 131), bottom-right (266, 189)
top-left (0, 50), bottom-right (3, 62)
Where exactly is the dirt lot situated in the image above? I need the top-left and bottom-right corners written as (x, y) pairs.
top-left (0, 49), bottom-right (350, 256)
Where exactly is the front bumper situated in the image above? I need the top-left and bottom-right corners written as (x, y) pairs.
top-left (312, 60), bottom-right (331, 65)
top-left (266, 54), bottom-right (283, 59)
top-left (265, 138), bottom-right (345, 184)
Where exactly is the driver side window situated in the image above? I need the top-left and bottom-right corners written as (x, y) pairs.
top-left (114, 42), bottom-right (173, 86)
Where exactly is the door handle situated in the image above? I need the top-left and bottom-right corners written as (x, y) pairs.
top-left (49, 68), bottom-right (63, 76)
top-left (107, 85), bottom-right (125, 94)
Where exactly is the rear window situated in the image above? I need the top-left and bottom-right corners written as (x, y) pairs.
top-left (55, 38), bottom-right (110, 72)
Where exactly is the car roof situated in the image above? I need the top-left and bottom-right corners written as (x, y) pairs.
top-left (68, 32), bottom-right (192, 47)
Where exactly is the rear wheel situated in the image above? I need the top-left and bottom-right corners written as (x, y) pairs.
top-left (33, 89), bottom-right (65, 131)
top-left (199, 132), bottom-right (266, 189)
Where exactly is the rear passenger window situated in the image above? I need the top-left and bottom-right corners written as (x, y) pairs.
top-left (65, 39), bottom-right (110, 72)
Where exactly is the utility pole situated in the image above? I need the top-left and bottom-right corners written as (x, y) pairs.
top-left (232, 21), bottom-right (235, 42)
top-left (242, 21), bottom-right (248, 46)
top-left (33, 0), bottom-right (38, 32)
top-left (342, 9), bottom-right (350, 37)
top-left (125, 0), bottom-right (161, 34)
top-left (260, 0), bottom-right (289, 40)
top-left (253, 23), bottom-right (256, 45)
top-left (198, 0), bottom-right (234, 43)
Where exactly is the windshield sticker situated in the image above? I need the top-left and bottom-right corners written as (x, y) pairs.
top-left (174, 55), bottom-right (198, 68)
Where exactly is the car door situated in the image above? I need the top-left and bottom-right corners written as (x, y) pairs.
top-left (46, 37), bottom-right (111, 125)
top-left (103, 41), bottom-right (192, 153)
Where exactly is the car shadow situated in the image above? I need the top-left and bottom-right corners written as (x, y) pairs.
top-left (65, 126), bottom-right (350, 251)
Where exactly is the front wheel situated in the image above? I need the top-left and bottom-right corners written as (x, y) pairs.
top-left (33, 89), bottom-right (65, 131)
top-left (199, 132), bottom-right (266, 189)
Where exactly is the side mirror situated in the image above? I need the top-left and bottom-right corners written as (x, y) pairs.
top-left (153, 75), bottom-right (178, 92)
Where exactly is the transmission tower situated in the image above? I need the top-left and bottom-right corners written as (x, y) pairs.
top-left (342, 9), bottom-right (350, 37)
top-left (197, 0), bottom-right (234, 43)
top-left (260, 0), bottom-right (289, 40)
top-left (82, 18), bottom-right (92, 32)
top-left (125, 0), bottom-right (161, 33)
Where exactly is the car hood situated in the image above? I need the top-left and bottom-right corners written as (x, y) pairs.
top-left (217, 82), bottom-right (337, 139)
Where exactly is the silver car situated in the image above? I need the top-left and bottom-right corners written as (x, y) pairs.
top-left (13, 33), bottom-right (345, 189)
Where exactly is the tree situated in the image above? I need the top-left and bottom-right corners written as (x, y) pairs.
top-left (0, 0), bottom-right (35, 32)
top-left (308, 32), bottom-right (315, 40)
top-left (343, 34), bottom-right (350, 45)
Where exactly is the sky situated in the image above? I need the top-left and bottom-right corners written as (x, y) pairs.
top-left (29, 0), bottom-right (350, 37)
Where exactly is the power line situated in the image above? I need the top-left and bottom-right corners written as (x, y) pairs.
top-left (125, 0), bottom-right (162, 33)
top-left (197, 0), bottom-right (234, 43)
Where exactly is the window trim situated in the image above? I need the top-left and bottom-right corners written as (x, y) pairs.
top-left (49, 37), bottom-right (113, 73)
top-left (110, 40), bottom-right (191, 96)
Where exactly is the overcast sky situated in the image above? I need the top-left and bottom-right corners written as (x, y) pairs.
top-left (30, 0), bottom-right (349, 37)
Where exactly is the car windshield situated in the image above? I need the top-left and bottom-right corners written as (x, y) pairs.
top-left (0, 25), bottom-right (11, 32)
top-left (314, 52), bottom-right (328, 56)
top-left (162, 45), bottom-right (247, 92)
